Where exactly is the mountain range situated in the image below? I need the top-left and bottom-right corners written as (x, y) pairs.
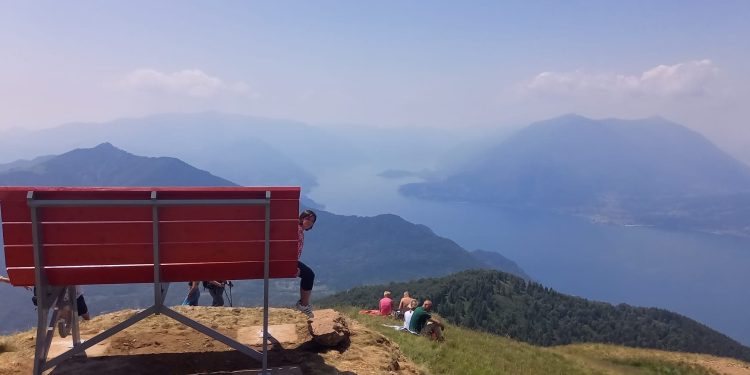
top-left (0, 143), bottom-right (528, 334)
top-left (2, 114), bottom-right (748, 347)
top-left (0, 112), bottom-right (370, 189)
top-left (401, 114), bottom-right (750, 236)
top-left (0, 142), bottom-right (235, 186)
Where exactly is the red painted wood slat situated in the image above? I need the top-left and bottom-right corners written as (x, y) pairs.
top-left (4, 241), bottom-right (298, 268)
top-left (2, 220), bottom-right (297, 246)
top-left (0, 186), bottom-right (300, 197)
top-left (0, 201), bottom-right (298, 223)
top-left (6, 261), bottom-right (298, 286)
top-left (0, 186), bottom-right (300, 222)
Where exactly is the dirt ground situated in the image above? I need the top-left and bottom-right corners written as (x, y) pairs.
top-left (0, 306), bottom-right (424, 375)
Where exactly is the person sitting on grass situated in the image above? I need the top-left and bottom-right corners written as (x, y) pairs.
top-left (402, 299), bottom-right (419, 331)
top-left (379, 290), bottom-right (393, 316)
top-left (396, 291), bottom-right (415, 319)
top-left (408, 300), bottom-right (445, 341)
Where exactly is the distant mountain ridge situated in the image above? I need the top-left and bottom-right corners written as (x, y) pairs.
top-left (0, 155), bottom-right (55, 174)
top-left (320, 269), bottom-right (750, 362)
top-left (401, 114), bottom-right (750, 236)
top-left (470, 249), bottom-right (532, 280)
top-left (0, 112), bottom-right (370, 188)
top-left (0, 142), bottom-right (235, 186)
top-left (303, 211), bottom-right (530, 290)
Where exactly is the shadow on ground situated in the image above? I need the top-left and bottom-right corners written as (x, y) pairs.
top-left (49, 348), bottom-right (354, 375)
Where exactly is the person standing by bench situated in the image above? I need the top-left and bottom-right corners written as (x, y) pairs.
top-left (203, 280), bottom-right (227, 306)
top-left (57, 286), bottom-right (91, 338)
top-left (295, 210), bottom-right (317, 318)
top-left (182, 281), bottom-right (201, 306)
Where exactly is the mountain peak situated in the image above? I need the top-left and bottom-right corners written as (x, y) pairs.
top-left (92, 142), bottom-right (118, 150)
top-left (552, 113), bottom-right (591, 122)
top-left (401, 115), bottom-right (750, 235)
top-left (0, 144), bottom-right (236, 187)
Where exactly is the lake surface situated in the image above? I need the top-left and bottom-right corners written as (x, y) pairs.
top-left (310, 165), bottom-right (750, 346)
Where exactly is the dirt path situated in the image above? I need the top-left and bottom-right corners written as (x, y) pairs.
top-left (0, 307), bottom-right (424, 375)
top-left (692, 357), bottom-right (750, 375)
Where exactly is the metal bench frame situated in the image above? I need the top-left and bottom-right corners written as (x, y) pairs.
top-left (27, 190), bottom-right (277, 375)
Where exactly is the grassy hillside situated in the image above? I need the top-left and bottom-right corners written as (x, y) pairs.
top-left (342, 307), bottom-right (749, 375)
top-left (320, 270), bottom-right (750, 362)
top-left (2, 306), bottom-right (743, 374)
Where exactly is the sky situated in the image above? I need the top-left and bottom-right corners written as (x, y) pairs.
top-left (1, 1), bottom-right (749, 160)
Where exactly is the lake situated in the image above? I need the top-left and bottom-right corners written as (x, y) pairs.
top-left (310, 165), bottom-right (750, 346)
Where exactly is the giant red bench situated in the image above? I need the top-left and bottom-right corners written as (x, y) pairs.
top-left (0, 186), bottom-right (301, 375)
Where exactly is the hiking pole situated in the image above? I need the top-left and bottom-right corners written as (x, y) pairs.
top-left (224, 281), bottom-right (234, 307)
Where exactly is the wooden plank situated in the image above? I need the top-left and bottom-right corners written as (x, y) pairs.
top-left (0, 186), bottom-right (300, 194)
top-left (159, 220), bottom-right (298, 243)
top-left (0, 187), bottom-right (300, 222)
top-left (0, 200), bottom-right (297, 223)
top-left (0, 203), bottom-right (151, 222)
top-left (0, 201), bottom-right (297, 223)
top-left (6, 261), bottom-right (299, 286)
top-left (156, 188), bottom-right (300, 200)
top-left (0, 186), bottom-right (300, 201)
top-left (159, 200), bottom-right (298, 221)
top-left (2, 220), bottom-right (298, 245)
top-left (4, 241), bottom-right (298, 268)
top-left (3, 221), bottom-right (153, 245)
top-left (161, 261), bottom-right (299, 281)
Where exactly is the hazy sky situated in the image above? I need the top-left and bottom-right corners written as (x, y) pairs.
top-left (1, 1), bottom-right (749, 158)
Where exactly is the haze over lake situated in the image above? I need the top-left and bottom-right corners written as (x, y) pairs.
top-left (310, 165), bottom-right (750, 346)
top-left (3, 1), bottom-right (750, 362)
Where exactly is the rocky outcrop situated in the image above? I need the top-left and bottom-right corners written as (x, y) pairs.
top-left (307, 309), bottom-right (350, 347)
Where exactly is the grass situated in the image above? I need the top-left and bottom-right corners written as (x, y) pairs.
top-left (338, 307), bottom-right (732, 375)
top-left (340, 306), bottom-right (602, 375)
top-left (607, 357), bottom-right (718, 375)
top-left (553, 344), bottom-right (725, 375)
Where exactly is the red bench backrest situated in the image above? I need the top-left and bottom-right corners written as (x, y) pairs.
top-left (0, 187), bottom-right (300, 286)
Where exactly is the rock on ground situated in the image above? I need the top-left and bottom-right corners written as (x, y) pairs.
top-left (307, 309), bottom-right (350, 347)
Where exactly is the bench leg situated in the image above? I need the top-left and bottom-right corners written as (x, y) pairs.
top-left (68, 286), bottom-right (83, 354)
top-left (33, 287), bottom-right (66, 375)
top-left (44, 306), bottom-right (157, 370)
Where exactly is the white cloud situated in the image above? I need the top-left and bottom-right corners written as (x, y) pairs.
top-left (118, 68), bottom-right (251, 98)
top-left (525, 60), bottom-right (720, 98)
